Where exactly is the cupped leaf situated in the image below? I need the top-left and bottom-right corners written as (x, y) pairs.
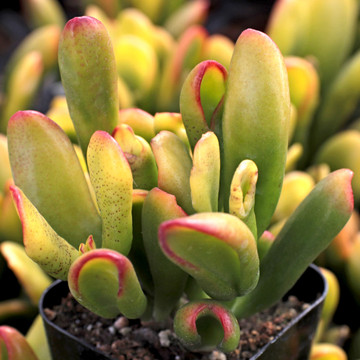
top-left (113, 124), bottom-right (158, 190)
top-left (58, 16), bottom-right (119, 156)
top-left (68, 249), bottom-right (147, 319)
top-left (0, 326), bottom-right (38, 360)
top-left (142, 187), bottom-right (188, 321)
top-left (190, 131), bottom-right (220, 213)
top-left (229, 159), bottom-right (258, 237)
top-left (151, 131), bottom-right (194, 214)
top-left (233, 169), bottom-right (354, 318)
top-left (10, 186), bottom-right (79, 280)
top-left (87, 131), bottom-right (133, 255)
top-left (222, 29), bottom-right (290, 237)
top-left (174, 300), bottom-right (240, 353)
top-left (159, 212), bottom-right (259, 300)
top-left (180, 60), bottom-right (227, 150)
top-left (7, 111), bottom-right (101, 248)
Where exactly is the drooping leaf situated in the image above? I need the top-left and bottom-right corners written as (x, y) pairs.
top-left (7, 111), bottom-right (101, 249)
top-left (10, 186), bottom-right (79, 280)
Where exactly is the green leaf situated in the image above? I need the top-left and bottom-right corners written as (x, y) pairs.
top-left (58, 16), bottom-right (119, 156)
top-left (113, 124), bottom-right (158, 190)
top-left (87, 131), bottom-right (133, 255)
top-left (233, 169), bottom-right (354, 318)
top-left (151, 131), bottom-right (194, 214)
top-left (222, 29), bottom-right (290, 237)
top-left (159, 212), bottom-right (259, 300)
top-left (174, 300), bottom-right (240, 353)
top-left (229, 159), bottom-right (258, 237)
top-left (7, 110), bottom-right (101, 249)
top-left (68, 249), bottom-right (147, 319)
top-left (0, 326), bottom-right (39, 360)
top-left (10, 186), bottom-right (79, 280)
top-left (180, 60), bottom-right (227, 150)
top-left (190, 132), bottom-right (220, 212)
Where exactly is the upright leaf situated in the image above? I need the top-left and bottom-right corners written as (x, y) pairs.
top-left (58, 16), bottom-right (119, 156)
top-left (222, 29), bottom-right (290, 237)
top-left (87, 131), bottom-right (133, 255)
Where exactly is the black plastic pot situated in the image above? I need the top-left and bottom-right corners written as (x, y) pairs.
top-left (39, 264), bottom-right (326, 360)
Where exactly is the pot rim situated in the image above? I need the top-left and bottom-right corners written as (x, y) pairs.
top-left (39, 263), bottom-right (327, 359)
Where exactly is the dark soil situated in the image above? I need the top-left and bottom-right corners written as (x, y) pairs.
top-left (44, 293), bottom-right (309, 360)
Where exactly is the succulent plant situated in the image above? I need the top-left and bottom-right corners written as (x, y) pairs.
top-left (6, 16), bottom-right (354, 354)
top-left (267, 0), bottom-right (360, 201)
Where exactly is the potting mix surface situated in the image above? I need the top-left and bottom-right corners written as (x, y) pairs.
top-left (44, 293), bottom-right (309, 360)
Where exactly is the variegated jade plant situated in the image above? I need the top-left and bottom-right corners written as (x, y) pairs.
top-left (7, 16), bottom-right (354, 354)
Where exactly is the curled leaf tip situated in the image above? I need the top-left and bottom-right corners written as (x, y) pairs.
top-left (180, 60), bottom-right (227, 150)
top-left (68, 249), bottom-right (146, 319)
top-left (158, 221), bottom-right (198, 271)
top-left (174, 300), bottom-right (240, 353)
top-left (159, 213), bottom-right (259, 300)
top-left (229, 159), bottom-right (258, 219)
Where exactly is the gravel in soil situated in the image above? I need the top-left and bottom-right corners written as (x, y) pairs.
top-left (44, 293), bottom-right (310, 360)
